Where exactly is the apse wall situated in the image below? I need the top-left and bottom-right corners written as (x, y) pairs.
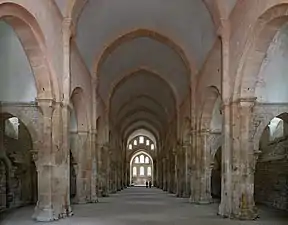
top-left (0, 21), bottom-right (36, 102)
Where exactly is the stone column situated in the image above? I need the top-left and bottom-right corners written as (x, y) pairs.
top-left (101, 144), bottom-right (109, 197)
top-left (33, 99), bottom-right (57, 221)
top-left (90, 131), bottom-right (98, 203)
top-left (58, 103), bottom-right (73, 218)
top-left (198, 129), bottom-right (212, 204)
top-left (75, 131), bottom-right (90, 204)
top-left (175, 146), bottom-right (183, 197)
top-left (230, 98), bottom-right (258, 219)
top-left (95, 144), bottom-right (100, 196)
top-left (162, 157), bottom-right (167, 191)
top-left (218, 102), bottom-right (233, 217)
top-left (168, 150), bottom-right (174, 193)
top-left (183, 142), bottom-right (191, 197)
top-left (218, 19), bottom-right (233, 217)
top-left (189, 129), bottom-right (198, 203)
top-left (190, 129), bottom-right (203, 203)
top-left (157, 153), bottom-right (163, 189)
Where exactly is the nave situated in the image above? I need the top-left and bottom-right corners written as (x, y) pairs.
top-left (0, 187), bottom-right (287, 225)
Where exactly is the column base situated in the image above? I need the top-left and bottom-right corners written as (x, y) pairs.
top-left (189, 195), bottom-right (212, 204)
top-left (60, 205), bottom-right (73, 219)
top-left (90, 195), bottom-right (99, 203)
top-left (232, 207), bottom-right (259, 220)
top-left (189, 196), bottom-right (195, 203)
top-left (198, 196), bottom-right (212, 205)
top-left (76, 198), bottom-right (90, 204)
top-left (32, 207), bottom-right (57, 222)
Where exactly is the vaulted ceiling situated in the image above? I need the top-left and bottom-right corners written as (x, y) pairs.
top-left (54, 0), bottom-right (238, 142)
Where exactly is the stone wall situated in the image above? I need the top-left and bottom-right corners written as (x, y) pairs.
top-left (255, 137), bottom-right (288, 211)
top-left (0, 118), bottom-right (37, 211)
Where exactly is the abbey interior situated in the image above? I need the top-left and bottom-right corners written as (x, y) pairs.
top-left (0, 0), bottom-right (288, 224)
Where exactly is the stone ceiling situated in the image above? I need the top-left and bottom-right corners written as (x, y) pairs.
top-left (54, 0), bottom-right (238, 140)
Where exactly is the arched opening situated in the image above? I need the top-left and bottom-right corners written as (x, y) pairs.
top-left (211, 147), bottom-right (221, 201)
top-left (0, 114), bottom-right (37, 211)
top-left (254, 113), bottom-right (288, 212)
top-left (70, 151), bottom-right (77, 202)
top-left (130, 151), bottom-right (153, 186)
top-left (199, 86), bottom-right (222, 204)
top-left (0, 160), bottom-right (8, 210)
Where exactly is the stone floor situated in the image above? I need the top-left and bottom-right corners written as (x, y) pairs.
top-left (0, 188), bottom-right (287, 225)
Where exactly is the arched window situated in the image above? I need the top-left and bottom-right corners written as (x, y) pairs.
top-left (140, 155), bottom-right (144, 163)
top-left (134, 140), bottom-right (137, 145)
top-left (145, 157), bottom-right (149, 164)
top-left (146, 140), bottom-right (150, 146)
top-left (5, 117), bottom-right (19, 139)
top-left (135, 157), bottom-right (139, 164)
top-left (140, 166), bottom-right (144, 175)
top-left (139, 136), bottom-right (144, 144)
top-left (133, 167), bottom-right (137, 176)
top-left (147, 167), bottom-right (152, 176)
top-left (151, 144), bottom-right (155, 150)
top-left (128, 144), bottom-right (132, 150)
top-left (268, 117), bottom-right (284, 141)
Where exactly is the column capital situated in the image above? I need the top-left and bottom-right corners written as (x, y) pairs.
top-left (77, 130), bottom-right (90, 135)
top-left (198, 129), bottom-right (210, 135)
top-left (238, 97), bottom-right (257, 108)
top-left (36, 98), bottom-right (55, 116)
top-left (90, 129), bottom-right (97, 135)
top-left (62, 101), bottom-right (73, 111)
top-left (30, 149), bottom-right (39, 165)
top-left (63, 17), bottom-right (75, 38)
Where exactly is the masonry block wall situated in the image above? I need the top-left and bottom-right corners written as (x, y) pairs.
top-left (255, 138), bottom-right (288, 210)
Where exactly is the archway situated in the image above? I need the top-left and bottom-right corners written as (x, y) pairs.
top-left (0, 159), bottom-right (8, 210)
top-left (69, 87), bottom-right (91, 203)
top-left (70, 151), bottom-right (77, 202)
top-left (254, 113), bottom-right (288, 212)
top-left (130, 151), bottom-right (154, 186)
top-left (211, 147), bottom-right (221, 201)
top-left (198, 86), bottom-right (222, 204)
top-left (0, 114), bottom-right (38, 210)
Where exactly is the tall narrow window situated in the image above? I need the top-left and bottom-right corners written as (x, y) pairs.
top-left (140, 155), bottom-right (144, 163)
top-left (151, 144), bottom-right (155, 150)
top-left (140, 166), bottom-right (144, 175)
top-left (268, 117), bottom-right (284, 141)
top-left (5, 117), bottom-right (19, 139)
top-left (133, 167), bottom-right (137, 176)
top-left (128, 144), bottom-right (132, 150)
top-left (135, 157), bottom-right (139, 164)
top-left (147, 167), bottom-right (151, 176)
top-left (146, 140), bottom-right (150, 146)
top-left (139, 136), bottom-right (144, 144)
top-left (145, 157), bottom-right (149, 164)
top-left (134, 140), bottom-right (137, 145)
